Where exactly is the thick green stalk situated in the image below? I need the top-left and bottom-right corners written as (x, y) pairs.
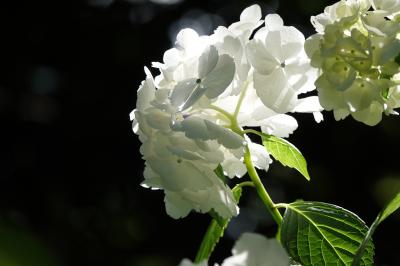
top-left (243, 146), bottom-right (283, 226)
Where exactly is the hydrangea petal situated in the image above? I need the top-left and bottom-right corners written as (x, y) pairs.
top-left (221, 233), bottom-right (289, 266)
top-left (135, 67), bottom-right (156, 112)
top-left (352, 101), bottom-right (384, 126)
top-left (240, 4), bottom-right (262, 23)
top-left (264, 14), bottom-right (284, 31)
top-left (254, 69), bottom-right (296, 113)
top-left (246, 40), bottom-right (279, 75)
top-left (203, 54), bottom-right (235, 99)
top-left (174, 116), bottom-right (244, 149)
top-left (176, 28), bottom-right (199, 50)
top-left (248, 141), bottom-right (272, 171)
top-left (292, 96), bottom-right (323, 113)
top-left (204, 120), bottom-right (244, 149)
top-left (170, 78), bottom-right (199, 109)
top-left (261, 114), bottom-right (298, 138)
top-left (148, 159), bottom-right (212, 191)
top-left (165, 192), bottom-right (192, 219)
top-left (198, 45), bottom-right (219, 78)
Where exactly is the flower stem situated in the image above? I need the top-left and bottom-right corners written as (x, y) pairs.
top-left (233, 81), bottom-right (249, 119)
top-left (194, 182), bottom-right (252, 263)
top-left (243, 146), bottom-right (283, 227)
top-left (208, 105), bottom-right (234, 121)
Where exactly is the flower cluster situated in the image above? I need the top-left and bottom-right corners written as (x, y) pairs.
top-left (131, 5), bottom-right (321, 219)
top-left (306, 0), bottom-right (400, 125)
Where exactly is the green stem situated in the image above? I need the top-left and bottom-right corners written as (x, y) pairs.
top-left (243, 146), bottom-right (283, 226)
top-left (274, 203), bottom-right (289, 209)
top-left (194, 219), bottom-right (224, 264)
top-left (194, 182), bottom-right (253, 263)
top-left (237, 181), bottom-right (255, 188)
top-left (233, 81), bottom-right (249, 118)
top-left (243, 128), bottom-right (267, 138)
top-left (208, 105), bottom-right (234, 121)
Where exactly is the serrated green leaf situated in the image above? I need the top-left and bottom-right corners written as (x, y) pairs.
top-left (379, 191), bottom-right (400, 223)
top-left (262, 135), bottom-right (310, 181)
top-left (281, 201), bottom-right (374, 266)
top-left (352, 191), bottom-right (400, 266)
top-left (195, 186), bottom-right (242, 263)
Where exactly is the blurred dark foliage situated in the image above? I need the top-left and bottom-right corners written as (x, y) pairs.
top-left (0, 0), bottom-right (399, 265)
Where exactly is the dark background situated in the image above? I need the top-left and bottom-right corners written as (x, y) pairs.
top-left (0, 0), bottom-right (399, 265)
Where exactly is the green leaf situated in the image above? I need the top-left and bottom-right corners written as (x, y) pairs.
top-left (379, 191), bottom-right (400, 223)
top-left (352, 191), bottom-right (400, 266)
top-left (281, 201), bottom-right (374, 266)
top-left (214, 164), bottom-right (227, 184)
top-left (195, 185), bottom-right (242, 263)
top-left (262, 135), bottom-right (310, 181)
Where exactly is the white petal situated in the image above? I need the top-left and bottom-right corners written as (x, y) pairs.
top-left (164, 192), bottom-right (192, 219)
top-left (175, 117), bottom-right (244, 149)
top-left (222, 233), bottom-right (289, 266)
top-left (313, 111), bottom-right (324, 123)
top-left (141, 165), bottom-right (162, 189)
top-left (149, 158), bottom-right (212, 191)
top-left (176, 28), bottom-right (199, 49)
top-left (170, 78), bottom-right (206, 111)
top-left (203, 54), bottom-right (235, 99)
top-left (144, 108), bottom-right (172, 132)
top-left (254, 69), bottom-right (296, 113)
top-left (264, 31), bottom-right (284, 63)
top-left (260, 114), bottom-right (298, 138)
top-left (167, 146), bottom-right (204, 160)
top-left (204, 120), bottom-right (244, 149)
top-left (372, 0), bottom-right (400, 14)
top-left (292, 96), bottom-right (323, 113)
top-left (280, 26), bottom-right (305, 47)
top-left (248, 141), bottom-right (272, 171)
top-left (240, 4), bottom-right (262, 22)
top-left (163, 48), bottom-right (181, 68)
top-left (198, 45), bottom-right (219, 78)
top-left (221, 155), bottom-right (247, 178)
top-left (178, 259), bottom-right (208, 266)
top-left (264, 14), bottom-right (284, 31)
top-left (176, 116), bottom-right (210, 140)
top-left (135, 67), bottom-right (156, 112)
top-left (246, 40), bottom-right (279, 75)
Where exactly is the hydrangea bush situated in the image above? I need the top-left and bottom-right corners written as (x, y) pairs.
top-left (130, 1), bottom-right (400, 265)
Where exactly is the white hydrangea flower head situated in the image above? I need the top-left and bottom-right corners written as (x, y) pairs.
top-left (131, 68), bottom-right (239, 219)
top-left (131, 4), bottom-right (324, 220)
top-left (306, 0), bottom-right (400, 125)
